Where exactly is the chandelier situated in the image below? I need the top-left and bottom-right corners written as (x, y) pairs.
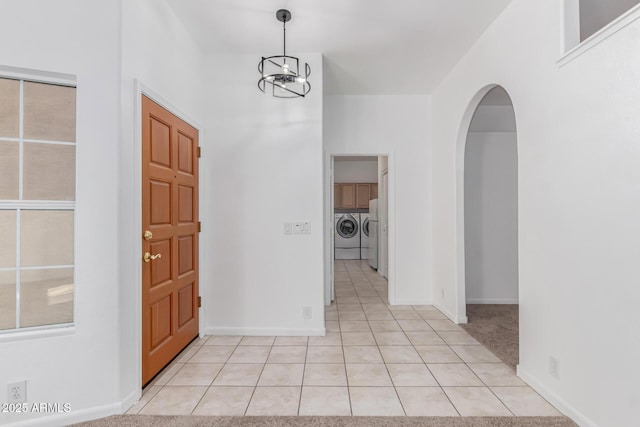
top-left (258, 9), bottom-right (311, 98)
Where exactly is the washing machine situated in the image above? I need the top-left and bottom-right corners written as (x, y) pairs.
top-left (335, 213), bottom-right (360, 259)
top-left (360, 213), bottom-right (369, 260)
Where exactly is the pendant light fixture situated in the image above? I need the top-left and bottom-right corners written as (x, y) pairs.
top-left (258, 9), bottom-right (311, 98)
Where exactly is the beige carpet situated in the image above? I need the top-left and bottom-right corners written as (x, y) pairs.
top-left (76, 415), bottom-right (576, 426)
top-left (461, 305), bottom-right (519, 370)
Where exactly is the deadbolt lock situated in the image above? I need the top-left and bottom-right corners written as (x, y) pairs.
top-left (143, 252), bottom-right (162, 263)
top-left (143, 230), bottom-right (153, 241)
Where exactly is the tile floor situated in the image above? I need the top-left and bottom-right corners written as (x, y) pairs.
top-left (128, 260), bottom-right (561, 417)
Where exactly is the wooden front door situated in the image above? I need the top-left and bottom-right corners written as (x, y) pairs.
top-left (142, 96), bottom-right (199, 385)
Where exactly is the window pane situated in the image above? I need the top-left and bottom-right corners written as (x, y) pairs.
top-left (21, 211), bottom-right (74, 267)
top-left (23, 142), bottom-right (75, 201)
top-left (0, 141), bottom-right (19, 200)
top-left (0, 210), bottom-right (17, 268)
top-left (20, 268), bottom-right (73, 328)
top-left (0, 78), bottom-right (20, 138)
top-left (23, 82), bottom-right (76, 142)
top-left (0, 271), bottom-right (16, 330)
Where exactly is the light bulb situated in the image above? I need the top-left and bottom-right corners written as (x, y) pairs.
top-left (282, 64), bottom-right (290, 75)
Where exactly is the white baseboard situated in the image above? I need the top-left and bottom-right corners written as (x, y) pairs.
top-left (466, 298), bottom-right (519, 304)
top-left (204, 326), bottom-right (326, 336)
top-left (517, 366), bottom-right (597, 427)
top-left (434, 303), bottom-right (467, 324)
top-left (5, 401), bottom-right (121, 427)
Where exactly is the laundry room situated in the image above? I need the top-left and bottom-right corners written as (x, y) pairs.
top-left (333, 156), bottom-right (389, 278)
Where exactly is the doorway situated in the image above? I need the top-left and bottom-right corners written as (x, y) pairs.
top-left (458, 85), bottom-right (519, 367)
top-left (141, 96), bottom-right (200, 385)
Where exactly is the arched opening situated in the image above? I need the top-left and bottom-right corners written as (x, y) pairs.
top-left (457, 85), bottom-right (519, 369)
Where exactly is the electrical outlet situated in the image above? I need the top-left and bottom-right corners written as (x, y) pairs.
top-left (7, 381), bottom-right (26, 404)
top-left (549, 356), bottom-right (560, 379)
top-left (283, 222), bottom-right (292, 234)
top-left (303, 306), bottom-right (312, 319)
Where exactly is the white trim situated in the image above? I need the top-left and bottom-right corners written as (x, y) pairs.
top-left (558, 3), bottom-right (640, 67)
top-left (0, 201), bottom-right (75, 210)
top-left (22, 139), bottom-right (76, 146)
top-left (435, 303), bottom-right (467, 324)
top-left (0, 325), bottom-right (75, 343)
top-left (517, 366), bottom-right (597, 427)
top-left (466, 298), bottom-right (519, 304)
top-left (0, 65), bottom-right (76, 87)
top-left (204, 327), bottom-right (326, 337)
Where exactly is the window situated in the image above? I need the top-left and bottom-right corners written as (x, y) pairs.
top-left (0, 75), bottom-right (76, 333)
top-left (580, 0), bottom-right (640, 41)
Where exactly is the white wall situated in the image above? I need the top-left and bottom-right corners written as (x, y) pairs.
top-left (324, 96), bottom-right (432, 304)
top-left (580, 0), bottom-right (640, 40)
top-left (464, 131), bottom-right (518, 303)
top-left (334, 160), bottom-right (378, 183)
top-left (203, 53), bottom-right (325, 335)
top-left (119, 0), bottom-right (206, 407)
top-left (0, 1), bottom-right (122, 424)
top-left (431, 0), bottom-right (640, 425)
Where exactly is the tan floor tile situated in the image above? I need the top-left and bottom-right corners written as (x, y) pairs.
top-left (356, 289), bottom-right (379, 297)
top-left (258, 363), bottom-right (304, 386)
top-left (428, 364), bottom-right (484, 386)
top-left (308, 332), bottom-right (342, 346)
top-left (392, 310), bottom-right (422, 320)
top-left (427, 319), bottom-right (463, 331)
top-left (438, 331), bottom-right (480, 345)
top-left (451, 345), bottom-right (501, 363)
top-left (388, 305), bottom-right (414, 311)
top-left (339, 311), bottom-right (367, 321)
top-left (387, 364), bottom-right (438, 386)
top-left (303, 363), bottom-right (347, 386)
top-left (239, 336), bottom-right (275, 346)
top-left (126, 385), bottom-right (161, 414)
top-left (396, 387), bottom-right (459, 416)
top-left (491, 387), bottom-right (561, 416)
top-left (326, 320), bottom-right (340, 332)
top-left (152, 363), bottom-right (184, 386)
top-left (405, 331), bottom-right (446, 346)
top-left (167, 363), bottom-right (223, 386)
top-left (192, 386), bottom-right (253, 415)
top-left (325, 311), bottom-right (339, 321)
top-left (379, 346), bottom-right (423, 363)
top-left (349, 387), bottom-right (405, 416)
top-left (246, 386), bottom-right (301, 416)
top-left (418, 310), bottom-right (449, 320)
top-left (175, 346), bottom-right (200, 363)
top-left (306, 346), bottom-right (344, 363)
top-left (139, 386), bottom-right (206, 415)
top-left (343, 346), bottom-right (383, 363)
top-left (338, 303), bottom-right (364, 312)
top-left (213, 363), bottom-right (264, 386)
top-left (365, 311), bottom-right (395, 321)
top-left (369, 320), bottom-right (402, 332)
top-left (204, 335), bottom-right (242, 346)
top-left (338, 296), bottom-right (361, 304)
top-left (274, 336), bottom-right (308, 346)
top-left (362, 303), bottom-right (388, 312)
top-left (299, 387), bottom-right (351, 416)
top-left (340, 320), bottom-right (371, 332)
top-left (415, 345), bottom-right (463, 363)
top-left (468, 363), bottom-right (526, 387)
top-left (266, 346), bottom-right (307, 363)
top-left (341, 331), bottom-right (377, 346)
top-left (398, 319), bottom-right (433, 331)
top-left (443, 387), bottom-right (512, 416)
top-left (189, 346), bottom-right (235, 364)
top-left (346, 364), bottom-right (392, 386)
top-left (228, 345), bottom-right (271, 363)
top-left (359, 296), bottom-right (384, 304)
top-left (373, 331), bottom-right (411, 346)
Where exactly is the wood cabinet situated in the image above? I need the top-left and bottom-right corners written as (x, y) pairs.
top-left (334, 182), bottom-right (379, 209)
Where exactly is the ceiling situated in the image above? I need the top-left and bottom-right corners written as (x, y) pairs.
top-left (164, 0), bottom-right (513, 95)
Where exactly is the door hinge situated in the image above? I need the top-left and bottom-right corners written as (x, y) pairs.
top-left (198, 221), bottom-right (202, 232)
top-left (197, 146), bottom-right (201, 158)
top-left (198, 296), bottom-right (202, 308)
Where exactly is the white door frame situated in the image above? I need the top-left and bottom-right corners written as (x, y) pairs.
top-left (325, 153), bottom-right (397, 305)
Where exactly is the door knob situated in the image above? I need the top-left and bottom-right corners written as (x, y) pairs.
top-left (143, 230), bottom-right (153, 240)
top-left (143, 252), bottom-right (162, 263)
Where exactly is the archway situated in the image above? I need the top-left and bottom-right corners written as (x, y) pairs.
top-left (456, 85), bottom-right (519, 368)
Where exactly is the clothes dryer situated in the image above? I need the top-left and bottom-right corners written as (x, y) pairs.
top-left (335, 213), bottom-right (360, 259)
